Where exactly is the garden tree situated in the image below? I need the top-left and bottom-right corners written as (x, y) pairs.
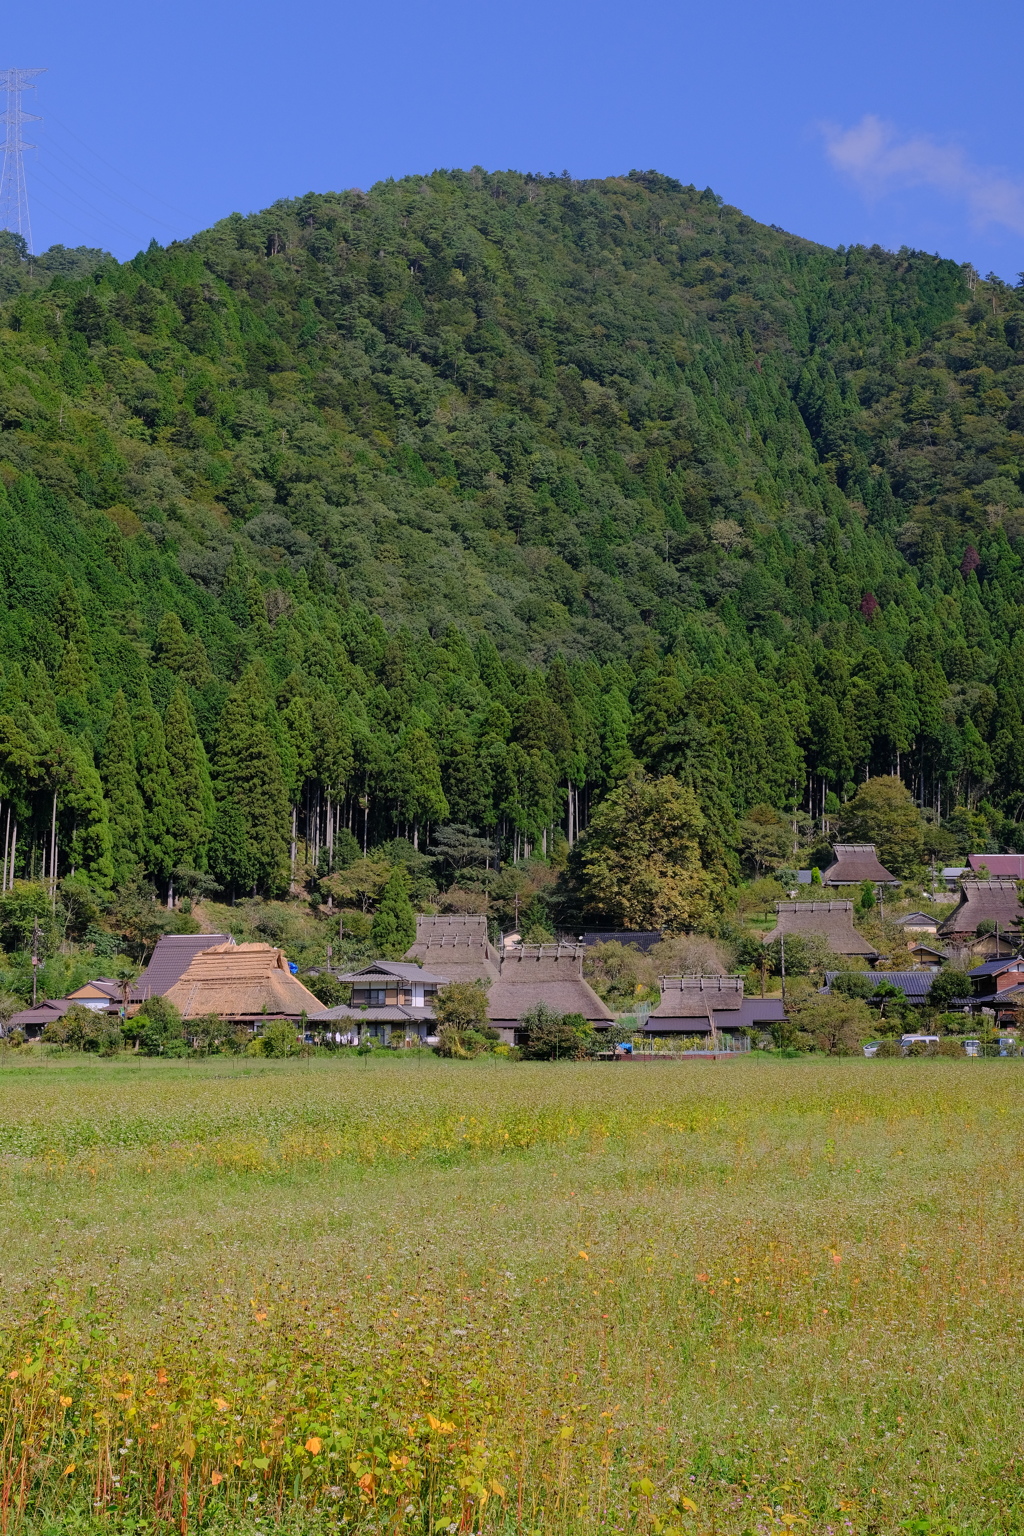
top-left (211, 669), bottom-right (290, 895)
top-left (370, 867), bottom-right (417, 956)
top-left (162, 688), bottom-right (214, 894)
top-left (792, 995), bottom-right (876, 1054)
top-left (739, 805), bottom-right (792, 875)
top-left (928, 969), bottom-right (973, 1011)
top-left (129, 995), bottom-right (187, 1057)
top-left (518, 1003), bottom-right (597, 1060)
top-left (433, 981), bottom-right (498, 1057)
top-left (837, 776), bottom-right (925, 879)
top-left (100, 691), bottom-right (144, 887)
top-left (571, 770), bottom-right (722, 933)
top-left (259, 1018), bottom-right (299, 1057)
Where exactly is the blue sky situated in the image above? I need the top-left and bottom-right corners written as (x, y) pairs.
top-left (10, 0), bottom-right (1024, 277)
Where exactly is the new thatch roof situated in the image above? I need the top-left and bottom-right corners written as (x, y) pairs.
top-left (938, 880), bottom-right (1023, 938)
top-left (404, 914), bottom-right (501, 986)
top-left (763, 901), bottom-right (879, 958)
top-left (487, 944), bottom-right (613, 1024)
top-left (163, 943), bottom-right (323, 1020)
top-left (131, 933), bottom-right (233, 1001)
top-left (821, 845), bottom-right (899, 885)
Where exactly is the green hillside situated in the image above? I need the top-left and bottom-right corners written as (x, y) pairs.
top-left (0, 168), bottom-right (1021, 910)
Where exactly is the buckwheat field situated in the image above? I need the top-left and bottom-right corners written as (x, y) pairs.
top-left (2, 1054), bottom-right (1022, 1536)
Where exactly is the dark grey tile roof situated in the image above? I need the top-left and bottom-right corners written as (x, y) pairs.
top-left (575, 930), bottom-right (662, 952)
top-left (131, 933), bottom-right (232, 1001)
top-left (338, 962), bottom-right (450, 984)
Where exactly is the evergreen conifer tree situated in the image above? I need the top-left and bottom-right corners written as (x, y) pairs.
top-left (211, 668), bottom-right (289, 894)
top-left (163, 687), bottom-right (215, 886)
top-left (370, 866), bottom-right (416, 956)
top-left (100, 691), bottom-right (144, 887)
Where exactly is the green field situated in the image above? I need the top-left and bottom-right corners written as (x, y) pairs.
top-left (2, 1054), bottom-right (1023, 1536)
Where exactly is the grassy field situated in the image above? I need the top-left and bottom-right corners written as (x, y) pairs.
top-left (1, 1054), bottom-right (1023, 1536)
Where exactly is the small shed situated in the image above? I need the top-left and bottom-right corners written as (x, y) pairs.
top-left (820, 845), bottom-right (900, 887)
top-left (763, 901), bottom-right (879, 960)
top-left (893, 911), bottom-right (941, 934)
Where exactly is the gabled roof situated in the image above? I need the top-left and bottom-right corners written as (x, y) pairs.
top-left (131, 933), bottom-right (233, 1001)
top-left (8, 998), bottom-right (75, 1031)
top-left (163, 942), bottom-right (322, 1019)
top-left (764, 902), bottom-right (878, 958)
top-left (339, 961), bottom-right (450, 985)
top-left (968, 958), bottom-right (1024, 978)
top-left (821, 845), bottom-right (900, 885)
top-left (938, 880), bottom-right (1023, 937)
top-left (404, 914), bottom-right (501, 986)
top-left (67, 978), bottom-right (122, 1001)
top-left (894, 912), bottom-right (941, 929)
top-left (642, 996), bottom-right (787, 1032)
top-left (967, 854), bottom-right (1024, 878)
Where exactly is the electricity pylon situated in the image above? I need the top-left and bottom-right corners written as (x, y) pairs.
top-left (0, 68), bottom-right (44, 251)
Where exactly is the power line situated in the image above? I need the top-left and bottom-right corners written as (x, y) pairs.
top-left (44, 112), bottom-right (190, 219)
top-left (39, 133), bottom-right (181, 233)
top-left (0, 67), bottom-right (44, 250)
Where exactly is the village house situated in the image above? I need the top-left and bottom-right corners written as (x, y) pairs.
top-left (162, 942), bottom-right (322, 1025)
top-left (937, 879), bottom-right (1023, 947)
top-left (131, 933), bottom-right (233, 1002)
top-left (819, 844), bottom-right (900, 887)
top-left (763, 901), bottom-right (879, 962)
top-left (640, 974), bottom-right (786, 1044)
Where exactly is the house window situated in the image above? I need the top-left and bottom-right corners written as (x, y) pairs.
top-left (353, 987), bottom-right (387, 1007)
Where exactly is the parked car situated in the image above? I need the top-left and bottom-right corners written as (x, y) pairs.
top-left (862, 1041), bottom-right (882, 1058)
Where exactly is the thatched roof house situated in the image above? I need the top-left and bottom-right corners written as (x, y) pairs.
top-left (487, 944), bottom-right (613, 1041)
top-left (131, 933), bottom-right (232, 1002)
top-left (403, 914), bottom-right (501, 986)
top-left (645, 974), bottom-right (786, 1034)
top-left (163, 942), bottom-right (322, 1022)
top-left (764, 901), bottom-right (878, 960)
top-left (821, 845), bottom-right (899, 886)
top-left (938, 879), bottom-right (1023, 939)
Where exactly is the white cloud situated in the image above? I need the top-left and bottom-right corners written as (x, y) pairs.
top-left (822, 114), bottom-right (1024, 238)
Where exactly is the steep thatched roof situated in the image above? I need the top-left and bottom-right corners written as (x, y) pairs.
top-left (649, 975), bottom-right (744, 1019)
top-left (163, 943), bottom-right (323, 1020)
top-left (763, 901), bottom-right (878, 958)
top-left (821, 845), bottom-right (899, 885)
top-left (487, 944), bottom-right (613, 1023)
top-left (938, 880), bottom-right (1024, 937)
top-left (404, 914), bottom-right (501, 986)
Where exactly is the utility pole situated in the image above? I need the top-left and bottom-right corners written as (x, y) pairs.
top-left (31, 918), bottom-right (40, 1006)
top-left (0, 69), bottom-right (44, 250)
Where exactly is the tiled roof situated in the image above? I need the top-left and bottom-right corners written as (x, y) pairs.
top-left (967, 854), bottom-right (1024, 877)
top-left (338, 961), bottom-right (450, 984)
top-left (131, 933), bottom-right (232, 1001)
top-left (575, 930), bottom-right (662, 952)
top-left (308, 1004), bottom-right (436, 1023)
top-left (824, 969), bottom-right (933, 999)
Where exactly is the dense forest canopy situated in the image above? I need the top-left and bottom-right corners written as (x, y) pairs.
top-left (0, 166), bottom-right (1021, 909)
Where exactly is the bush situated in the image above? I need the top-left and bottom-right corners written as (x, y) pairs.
top-left (519, 1004), bottom-right (597, 1061)
top-left (875, 1039), bottom-right (902, 1057)
top-left (791, 996), bottom-right (876, 1055)
top-left (260, 1018), bottom-right (299, 1058)
top-left (929, 970), bottom-right (973, 1010)
top-left (831, 971), bottom-right (875, 999)
top-left (130, 996), bottom-right (187, 1057)
top-left (936, 1038), bottom-right (964, 1057)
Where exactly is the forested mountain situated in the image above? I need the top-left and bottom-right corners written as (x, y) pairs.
top-left (0, 166), bottom-right (1021, 904)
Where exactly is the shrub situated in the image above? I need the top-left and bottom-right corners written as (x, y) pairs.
top-left (260, 1018), bottom-right (299, 1058)
top-left (875, 1039), bottom-right (902, 1057)
top-left (792, 996), bottom-right (876, 1055)
top-left (936, 1038), bottom-right (964, 1057)
top-left (831, 971), bottom-right (875, 999)
top-left (519, 1004), bottom-right (597, 1061)
top-left (130, 996), bottom-right (187, 1057)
